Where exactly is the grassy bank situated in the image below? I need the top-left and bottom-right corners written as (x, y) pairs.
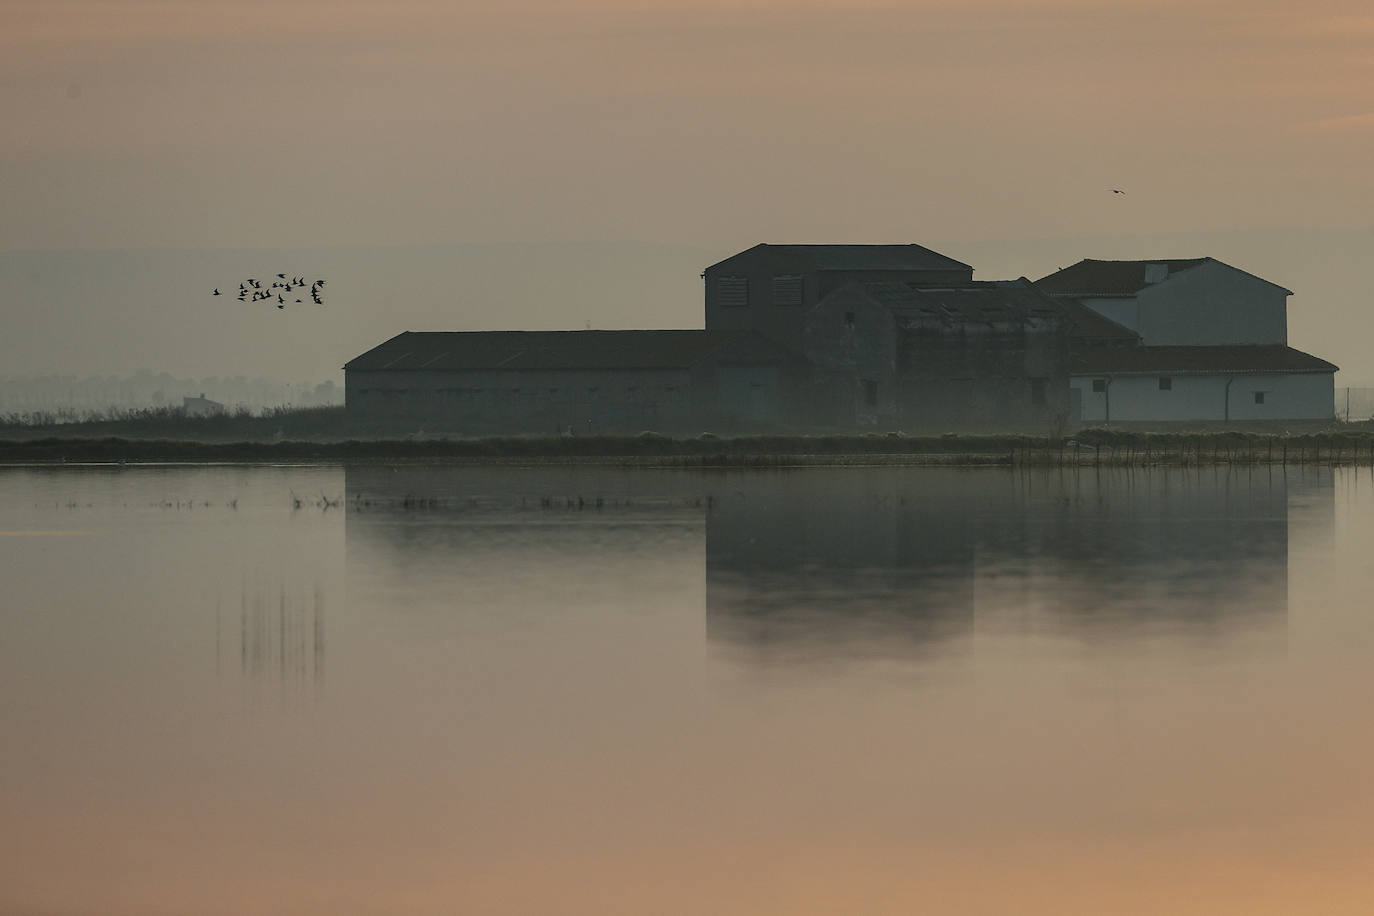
top-left (3, 428), bottom-right (1374, 466)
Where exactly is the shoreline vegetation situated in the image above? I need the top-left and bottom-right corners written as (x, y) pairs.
top-left (4, 430), bottom-right (1374, 467)
top-left (3, 406), bottom-right (1373, 466)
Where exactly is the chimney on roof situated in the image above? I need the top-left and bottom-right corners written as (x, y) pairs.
top-left (1143, 263), bottom-right (1169, 284)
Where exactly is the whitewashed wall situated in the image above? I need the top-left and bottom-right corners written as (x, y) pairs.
top-left (1072, 372), bottom-right (1334, 422)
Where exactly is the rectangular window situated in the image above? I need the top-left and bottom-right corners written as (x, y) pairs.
top-left (1159, 377), bottom-right (1172, 391)
top-left (863, 379), bottom-right (878, 407)
top-left (1254, 391), bottom-right (1265, 405)
top-left (1031, 378), bottom-right (1047, 405)
top-left (1092, 379), bottom-right (1107, 393)
top-left (772, 275), bottom-right (804, 307)
top-left (717, 276), bottom-right (749, 308)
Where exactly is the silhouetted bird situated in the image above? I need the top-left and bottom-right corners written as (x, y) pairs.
top-left (277, 303), bottom-right (284, 309)
top-left (1110, 188), bottom-right (1126, 194)
top-left (277, 295), bottom-right (284, 304)
top-left (212, 288), bottom-right (221, 296)
top-left (276, 273), bottom-right (286, 279)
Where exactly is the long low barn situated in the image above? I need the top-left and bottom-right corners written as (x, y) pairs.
top-left (344, 329), bottom-right (803, 435)
top-left (1071, 345), bottom-right (1337, 422)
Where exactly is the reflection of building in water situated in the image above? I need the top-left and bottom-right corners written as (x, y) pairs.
top-left (218, 576), bottom-right (325, 699)
top-left (706, 471), bottom-right (990, 657)
top-left (977, 467), bottom-right (1315, 632)
top-left (707, 467), bottom-right (1334, 655)
top-left (342, 464), bottom-right (1334, 661)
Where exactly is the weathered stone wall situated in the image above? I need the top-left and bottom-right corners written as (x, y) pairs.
top-left (896, 324), bottom-right (1071, 432)
top-left (803, 286), bottom-right (1072, 432)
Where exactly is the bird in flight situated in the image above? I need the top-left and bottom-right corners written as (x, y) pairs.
top-left (214, 273), bottom-right (327, 310)
top-left (1109, 188), bottom-right (1126, 195)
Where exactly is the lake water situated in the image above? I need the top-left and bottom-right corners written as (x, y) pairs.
top-left (2, 463), bottom-right (1371, 915)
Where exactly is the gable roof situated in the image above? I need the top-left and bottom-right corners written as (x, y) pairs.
top-left (706, 243), bottom-right (973, 274)
top-left (344, 329), bottom-right (794, 372)
top-left (1072, 345), bottom-right (1338, 376)
top-left (1035, 258), bottom-right (1208, 297)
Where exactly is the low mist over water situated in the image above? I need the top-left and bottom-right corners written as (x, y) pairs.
top-left (4, 464), bottom-right (1372, 914)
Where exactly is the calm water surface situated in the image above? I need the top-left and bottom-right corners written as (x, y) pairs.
top-left (1, 463), bottom-right (1371, 915)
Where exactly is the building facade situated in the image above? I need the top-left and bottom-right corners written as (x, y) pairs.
top-left (1037, 258), bottom-right (1337, 422)
top-left (344, 329), bottom-right (803, 435)
top-left (800, 278), bottom-right (1072, 431)
top-left (703, 244), bottom-right (974, 354)
top-left (344, 246), bottom-right (1340, 433)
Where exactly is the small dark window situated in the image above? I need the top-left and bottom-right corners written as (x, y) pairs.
top-left (863, 379), bottom-right (878, 407)
top-left (1158, 377), bottom-right (1172, 391)
top-left (717, 276), bottom-right (749, 308)
top-left (1092, 379), bottom-right (1107, 393)
top-left (844, 311), bottom-right (856, 328)
top-left (1254, 391), bottom-right (1265, 405)
top-left (1031, 378), bottom-right (1047, 405)
top-left (772, 275), bottom-right (804, 307)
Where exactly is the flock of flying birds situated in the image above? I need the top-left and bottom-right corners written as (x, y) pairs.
top-left (212, 274), bottom-right (326, 308)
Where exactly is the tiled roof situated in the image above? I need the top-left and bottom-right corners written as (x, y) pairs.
top-left (1055, 297), bottom-right (1139, 341)
top-left (1035, 258), bottom-right (1209, 296)
top-left (344, 329), bottom-right (793, 372)
top-left (707, 243), bottom-right (973, 273)
top-left (1072, 345), bottom-right (1338, 375)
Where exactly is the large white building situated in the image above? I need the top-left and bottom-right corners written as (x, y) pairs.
top-left (1036, 258), bottom-right (1337, 423)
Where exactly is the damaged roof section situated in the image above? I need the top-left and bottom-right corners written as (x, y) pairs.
top-left (851, 278), bottom-right (1066, 330)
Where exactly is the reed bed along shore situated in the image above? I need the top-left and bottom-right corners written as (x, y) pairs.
top-left (3, 429), bottom-right (1374, 467)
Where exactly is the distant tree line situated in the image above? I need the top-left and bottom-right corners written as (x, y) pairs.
top-left (0, 370), bottom-right (342, 418)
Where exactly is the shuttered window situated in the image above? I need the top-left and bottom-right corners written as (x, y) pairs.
top-left (717, 276), bottom-right (749, 308)
top-left (773, 275), bottom-right (804, 307)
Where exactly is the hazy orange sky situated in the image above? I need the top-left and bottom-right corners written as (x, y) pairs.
top-left (3, 0), bottom-right (1373, 380)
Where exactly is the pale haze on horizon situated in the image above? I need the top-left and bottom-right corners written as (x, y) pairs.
top-left (4, 0), bottom-right (1373, 383)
